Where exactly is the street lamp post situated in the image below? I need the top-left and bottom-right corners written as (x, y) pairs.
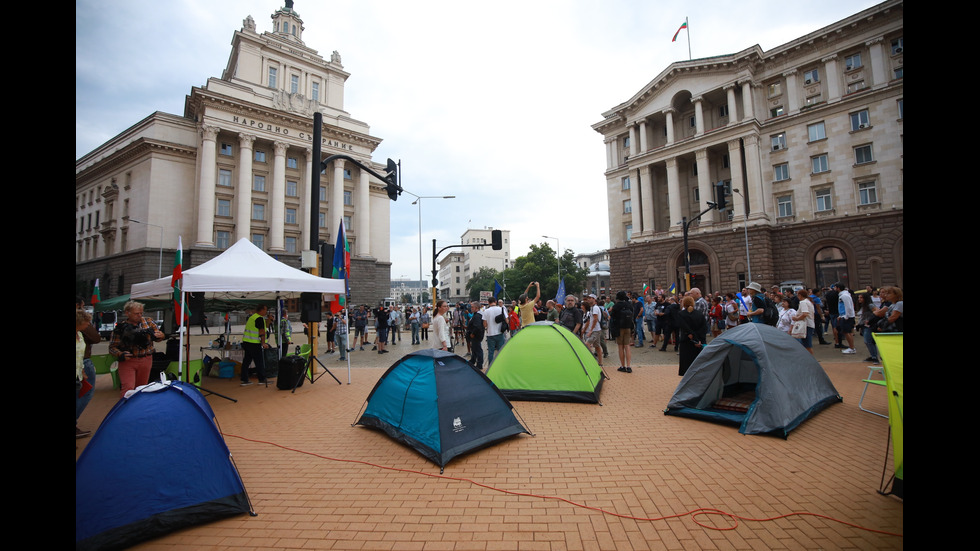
top-left (408, 193), bottom-right (455, 306)
top-left (130, 218), bottom-right (164, 278)
top-left (731, 188), bottom-right (752, 282)
top-left (542, 235), bottom-right (561, 287)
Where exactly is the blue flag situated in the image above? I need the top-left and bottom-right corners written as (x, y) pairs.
top-left (493, 279), bottom-right (503, 299)
top-left (555, 278), bottom-right (566, 304)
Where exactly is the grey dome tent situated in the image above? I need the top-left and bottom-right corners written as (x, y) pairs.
top-left (664, 323), bottom-right (841, 437)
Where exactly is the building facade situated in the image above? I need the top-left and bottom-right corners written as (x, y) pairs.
top-left (593, 0), bottom-right (903, 295)
top-left (460, 228), bottom-right (511, 290)
top-left (76, 2), bottom-right (393, 305)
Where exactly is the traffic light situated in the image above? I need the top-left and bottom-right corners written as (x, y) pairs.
top-left (491, 229), bottom-right (503, 250)
top-left (385, 158), bottom-right (400, 201)
top-left (714, 182), bottom-right (727, 210)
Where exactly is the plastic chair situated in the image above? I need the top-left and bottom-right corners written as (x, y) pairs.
top-left (858, 365), bottom-right (887, 418)
top-left (89, 353), bottom-right (120, 390)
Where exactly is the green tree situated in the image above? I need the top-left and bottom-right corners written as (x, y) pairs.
top-left (466, 266), bottom-right (501, 301)
top-left (502, 243), bottom-right (587, 302)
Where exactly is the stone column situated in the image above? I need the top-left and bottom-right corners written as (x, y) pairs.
top-left (195, 124), bottom-right (219, 246)
top-left (638, 119), bottom-right (648, 153)
top-left (357, 168), bottom-right (371, 257)
top-left (664, 108), bottom-right (676, 145)
top-left (301, 148), bottom-right (312, 251)
top-left (692, 96), bottom-right (704, 136)
top-left (725, 84), bottom-right (738, 125)
top-left (628, 125), bottom-right (638, 158)
top-left (269, 141), bottom-right (288, 252)
top-left (867, 36), bottom-right (887, 88)
top-left (331, 158), bottom-right (346, 240)
top-left (695, 149), bottom-right (713, 223)
top-left (628, 166), bottom-right (641, 234)
top-left (822, 54), bottom-right (841, 102)
top-left (666, 157), bottom-right (681, 233)
top-left (742, 134), bottom-right (767, 219)
top-left (640, 165), bottom-right (655, 235)
top-left (727, 139), bottom-right (746, 222)
top-left (741, 81), bottom-right (755, 121)
top-left (236, 134), bottom-right (256, 242)
top-left (784, 70), bottom-right (800, 114)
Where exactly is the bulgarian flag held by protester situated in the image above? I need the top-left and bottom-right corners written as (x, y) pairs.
top-left (172, 236), bottom-right (189, 321)
top-left (330, 220), bottom-right (350, 314)
top-left (91, 279), bottom-right (101, 305)
top-left (672, 20), bottom-right (688, 42)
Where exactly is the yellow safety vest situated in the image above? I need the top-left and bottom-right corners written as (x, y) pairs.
top-left (243, 313), bottom-right (263, 344)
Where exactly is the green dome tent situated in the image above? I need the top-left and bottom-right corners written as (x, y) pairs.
top-left (486, 322), bottom-right (605, 403)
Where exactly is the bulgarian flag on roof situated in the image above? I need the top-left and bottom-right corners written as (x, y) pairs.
top-left (172, 236), bottom-right (189, 321)
top-left (672, 20), bottom-right (688, 42)
top-left (330, 220), bottom-right (350, 314)
top-left (90, 279), bottom-right (101, 305)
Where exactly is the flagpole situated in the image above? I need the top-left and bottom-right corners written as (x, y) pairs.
top-left (686, 17), bottom-right (691, 60)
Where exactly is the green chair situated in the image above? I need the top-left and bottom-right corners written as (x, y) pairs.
top-left (89, 353), bottom-right (120, 390)
top-left (165, 359), bottom-right (205, 386)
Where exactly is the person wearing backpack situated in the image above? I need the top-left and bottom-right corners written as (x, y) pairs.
top-left (610, 291), bottom-right (634, 373)
top-left (744, 282), bottom-right (767, 324)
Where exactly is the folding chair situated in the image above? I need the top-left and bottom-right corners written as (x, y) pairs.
top-left (89, 353), bottom-right (120, 390)
top-left (858, 365), bottom-right (887, 418)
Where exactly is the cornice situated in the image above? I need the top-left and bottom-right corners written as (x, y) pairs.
top-left (76, 138), bottom-right (197, 186)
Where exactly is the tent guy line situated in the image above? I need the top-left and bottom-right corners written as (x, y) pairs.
top-left (219, 431), bottom-right (904, 538)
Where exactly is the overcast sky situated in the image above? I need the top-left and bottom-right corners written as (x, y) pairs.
top-left (76, 0), bottom-right (882, 282)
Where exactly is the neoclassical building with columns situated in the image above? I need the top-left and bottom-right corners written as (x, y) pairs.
top-left (593, 0), bottom-right (903, 294)
top-left (76, 2), bottom-right (393, 304)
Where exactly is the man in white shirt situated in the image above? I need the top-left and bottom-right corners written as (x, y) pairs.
top-left (582, 294), bottom-right (604, 369)
top-left (483, 300), bottom-right (506, 366)
top-left (835, 283), bottom-right (857, 354)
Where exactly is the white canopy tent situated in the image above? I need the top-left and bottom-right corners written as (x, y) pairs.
top-left (131, 238), bottom-right (346, 300)
top-left (130, 238), bottom-right (348, 384)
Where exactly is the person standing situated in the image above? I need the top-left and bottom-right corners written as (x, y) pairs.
top-left (334, 309), bottom-right (350, 361)
top-left (677, 296), bottom-right (708, 377)
top-left (409, 307), bottom-right (421, 345)
top-left (483, 300), bottom-right (505, 366)
top-left (558, 295), bottom-right (583, 336)
top-left (374, 304), bottom-right (390, 354)
top-left (610, 291), bottom-right (634, 373)
top-left (836, 283), bottom-right (857, 354)
top-left (518, 282), bottom-right (541, 330)
top-left (389, 305), bottom-right (403, 345)
top-left (420, 306), bottom-right (431, 342)
top-left (432, 300), bottom-right (451, 351)
top-left (582, 295), bottom-right (604, 370)
top-left (466, 301), bottom-right (485, 369)
top-left (75, 304), bottom-right (100, 439)
top-left (353, 305), bottom-right (369, 351)
top-left (108, 300), bottom-right (166, 397)
top-left (632, 294), bottom-right (645, 347)
top-left (744, 283), bottom-right (766, 323)
top-left (239, 304), bottom-right (271, 386)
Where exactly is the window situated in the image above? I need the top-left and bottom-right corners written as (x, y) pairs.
top-left (689, 115), bottom-right (696, 128)
top-left (770, 106), bottom-right (784, 118)
top-left (286, 180), bottom-right (298, 197)
top-left (253, 175), bottom-right (266, 192)
top-left (318, 212), bottom-right (326, 228)
top-left (252, 203), bottom-right (265, 220)
top-left (811, 154), bottom-right (829, 174)
top-left (343, 169), bottom-right (352, 180)
top-left (623, 200), bottom-right (632, 214)
top-left (807, 122), bottom-right (826, 142)
top-left (893, 67), bottom-right (903, 79)
top-left (771, 132), bottom-right (786, 151)
top-left (854, 144), bottom-right (874, 165)
top-left (312, 82), bottom-right (319, 102)
top-left (777, 195), bottom-right (793, 218)
top-left (722, 154), bottom-right (729, 168)
top-left (846, 81), bottom-right (866, 94)
top-left (625, 223), bottom-right (633, 241)
top-left (891, 37), bottom-right (903, 55)
top-left (803, 68), bottom-right (819, 84)
top-left (285, 236), bottom-right (297, 253)
top-left (268, 67), bottom-right (277, 88)
top-left (287, 157), bottom-right (298, 169)
top-left (805, 93), bottom-right (822, 106)
top-left (858, 181), bottom-right (878, 205)
top-left (850, 109), bottom-right (870, 131)
top-left (773, 164), bottom-right (790, 182)
top-left (252, 233), bottom-right (265, 250)
top-left (845, 53), bottom-right (862, 71)
top-left (898, 98), bottom-right (903, 119)
top-left (217, 198), bottom-right (231, 217)
top-left (254, 150), bottom-right (266, 163)
top-left (622, 176), bottom-right (630, 190)
top-left (318, 186), bottom-right (326, 202)
top-left (768, 82), bottom-right (782, 97)
top-left (285, 208), bottom-right (297, 224)
top-left (623, 136), bottom-right (630, 148)
top-left (220, 143), bottom-right (233, 156)
top-left (290, 74), bottom-right (299, 94)
top-left (216, 231), bottom-right (230, 249)
top-left (815, 189), bottom-right (833, 212)
top-left (218, 169), bottom-right (232, 187)
top-left (719, 105), bottom-right (729, 118)
top-left (344, 190), bottom-right (353, 205)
